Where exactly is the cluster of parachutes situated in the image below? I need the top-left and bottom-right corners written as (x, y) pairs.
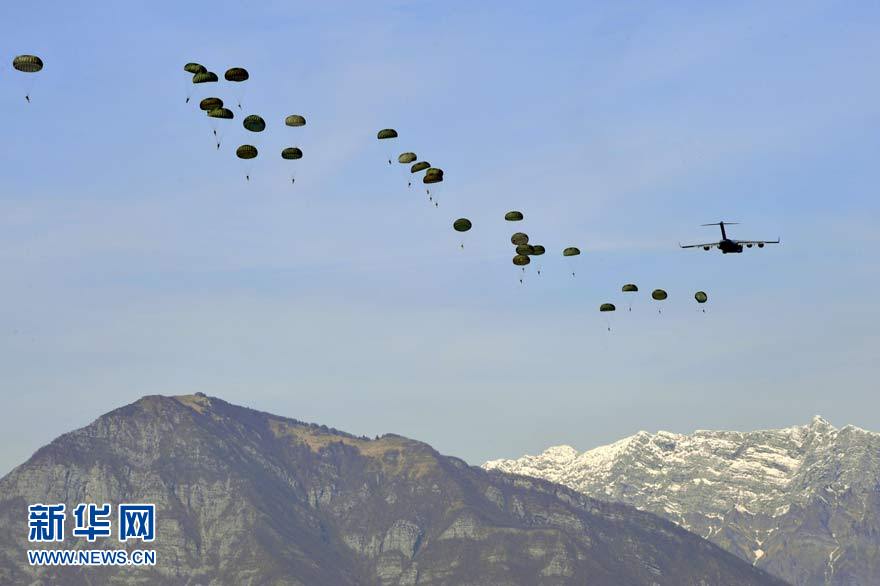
top-left (597, 286), bottom-right (710, 330)
top-left (184, 63), bottom-right (306, 183)
top-left (377, 129), bottom-right (445, 207)
top-left (378, 128), bottom-right (588, 283)
top-left (10, 54), bottom-right (43, 102)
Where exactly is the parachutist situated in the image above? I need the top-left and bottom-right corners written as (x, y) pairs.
top-left (25, 95), bottom-right (30, 103)
top-left (216, 143), bottom-right (220, 149)
top-left (434, 202), bottom-right (438, 208)
top-left (407, 182), bottom-right (411, 188)
top-left (246, 175), bottom-right (250, 181)
top-left (388, 159), bottom-right (392, 165)
top-left (460, 244), bottom-right (464, 249)
top-left (519, 279), bottom-right (523, 284)
top-left (292, 178), bottom-right (295, 184)
top-left (186, 97), bottom-right (190, 104)
top-left (213, 130), bottom-right (217, 136)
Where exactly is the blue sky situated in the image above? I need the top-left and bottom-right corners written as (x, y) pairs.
top-left (1, 1), bottom-right (878, 474)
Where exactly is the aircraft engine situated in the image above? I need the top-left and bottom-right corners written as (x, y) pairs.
top-left (703, 246), bottom-right (710, 251)
top-left (758, 242), bottom-right (764, 248)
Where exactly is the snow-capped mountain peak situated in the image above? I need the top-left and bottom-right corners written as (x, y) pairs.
top-left (483, 417), bottom-right (880, 586)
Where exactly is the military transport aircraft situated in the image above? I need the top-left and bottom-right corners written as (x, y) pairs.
top-left (680, 222), bottom-right (780, 254)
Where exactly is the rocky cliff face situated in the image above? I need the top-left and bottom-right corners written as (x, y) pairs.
top-left (484, 417), bottom-right (880, 586)
top-left (0, 394), bottom-right (786, 585)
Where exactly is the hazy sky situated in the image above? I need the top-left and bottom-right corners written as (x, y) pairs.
top-left (1, 1), bottom-right (878, 475)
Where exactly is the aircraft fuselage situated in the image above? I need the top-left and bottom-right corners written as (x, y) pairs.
top-left (719, 239), bottom-right (743, 254)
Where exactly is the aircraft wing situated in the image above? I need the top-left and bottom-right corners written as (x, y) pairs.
top-left (679, 242), bottom-right (717, 249)
top-left (733, 238), bottom-right (780, 245)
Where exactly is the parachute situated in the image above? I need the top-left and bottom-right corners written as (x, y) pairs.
top-left (13, 55), bottom-right (43, 73)
top-left (410, 161), bottom-right (430, 174)
top-left (511, 232), bottom-right (529, 245)
top-left (184, 62), bottom-right (206, 74)
top-left (285, 114), bottom-right (306, 127)
top-left (453, 218), bottom-right (472, 248)
top-left (12, 55), bottom-right (43, 102)
top-left (515, 244), bottom-right (534, 255)
top-left (206, 108), bottom-right (234, 148)
top-left (236, 145), bottom-right (258, 181)
top-left (600, 302), bottom-right (617, 330)
top-left (562, 247), bottom-right (580, 277)
top-left (622, 283), bottom-right (638, 311)
top-left (423, 168), bottom-right (443, 184)
top-left (505, 211), bottom-right (524, 222)
top-left (398, 152), bottom-right (417, 164)
top-left (224, 67), bottom-right (249, 82)
top-left (282, 147), bottom-right (303, 184)
top-left (377, 129), bottom-right (398, 165)
top-left (243, 114), bottom-right (266, 132)
top-left (224, 68), bottom-right (250, 108)
top-left (207, 108), bottom-right (234, 119)
top-left (193, 71), bottom-right (219, 84)
top-left (531, 244), bottom-right (546, 276)
top-left (236, 145), bottom-right (258, 159)
top-left (199, 97), bottom-right (223, 111)
top-left (453, 218), bottom-right (472, 232)
top-left (512, 255), bottom-right (530, 266)
top-left (377, 129), bottom-right (398, 140)
top-left (695, 290), bottom-right (708, 313)
top-left (652, 289), bottom-right (668, 301)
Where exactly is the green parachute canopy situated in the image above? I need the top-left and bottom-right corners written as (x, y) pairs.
top-left (511, 232), bottom-right (529, 246)
top-left (531, 245), bottom-right (546, 256)
top-left (600, 303), bottom-right (616, 312)
top-left (281, 147), bottom-right (303, 160)
top-left (515, 244), bottom-right (535, 255)
top-left (562, 247), bottom-right (580, 257)
top-left (236, 145), bottom-right (258, 160)
top-left (207, 108), bottom-right (234, 119)
top-left (453, 218), bottom-right (472, 232)
top-left (224, 67), bottom-right (249, 82)
top-left (243, 115), bottom-right (266, 132)
top-left (622, 283), bottom-right (638, 293)
top-left (398, 152), bottom-right (417, 164)
top-left (423, 168), bottom-right (444, 184)
top-left (695, 291), bottom-right (708, 304)
top-left (652, 289), bottom-right (668, 301)
top-left (13, 55), bottom-right (43, 73)
top-left (377, 128), bottom-right (398, 140)
top-left (505, 211), bottom-right (524, 222)
top-left (512, 255), bottom-right (531, 266)
top-left (184, 62), bottom-right (206, 75)
top-left (285, 114), bottom-right (306, 127)
top-left (193, 71), bottom-right (218, 84)
top-left (199, 97), bottom-right (223, 111)
top-left (410, 161), bottom-right (430, 174)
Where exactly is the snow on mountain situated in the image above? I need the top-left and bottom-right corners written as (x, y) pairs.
top-left (484, 416), bottom-right (880, 586)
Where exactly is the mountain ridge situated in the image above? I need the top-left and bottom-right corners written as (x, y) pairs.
top-left (0, 393), bottom-right (788, 585)
top-left (484, 416), bottom-right (880, 586)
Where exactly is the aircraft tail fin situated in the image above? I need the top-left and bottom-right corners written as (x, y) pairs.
top-left (701, 221), bottom-right (738, 240)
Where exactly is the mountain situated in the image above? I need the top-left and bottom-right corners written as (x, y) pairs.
top-left (484, 417), bottom-right (880, 586)
top-left (0, 394), bottom-right (786, 585)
